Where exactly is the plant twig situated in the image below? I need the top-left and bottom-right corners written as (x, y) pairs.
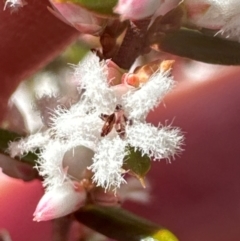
top-left (53, 216), bottom-right (73, 241)
top-left (75, 205), bottom-right (179, 241)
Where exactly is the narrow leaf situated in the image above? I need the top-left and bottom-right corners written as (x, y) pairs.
top-left (75, 205), bottom-right (179, 241)
top-left (150, 28), bottom-right (240, 65)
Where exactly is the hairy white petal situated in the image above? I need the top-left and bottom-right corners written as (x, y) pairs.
top-left (218, 14), bottom-right (240, 41)
top-left (123, 70), bottom-right (174, 120)
top-left (74, 52), bottom-right (116, 113)
top-left (50, 104), bottom-right (101, 150)
top-left (35, 94), bottom-right (60, 127)
top-left (37, 140), bottom-right (69, 190)
top-left (127, 122), bottom-right (183, 161)
top-left (89, 137), bottom-right (128, 191)
top-left (8, 132), bottom-right (49, 158)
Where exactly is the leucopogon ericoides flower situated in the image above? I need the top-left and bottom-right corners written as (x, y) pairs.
top-left (9, 52), bottom-right (183, 219)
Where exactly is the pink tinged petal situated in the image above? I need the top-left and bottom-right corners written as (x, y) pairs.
top-left (49, 1), bottom-right (107, 35)
top-left (114, 0), bottom-right (162, 20)
top-left (33, 182), bottom-right (86, 222)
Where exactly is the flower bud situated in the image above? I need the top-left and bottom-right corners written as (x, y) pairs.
top-left (49, 1), bottom-right (108, 35)
top-left (114, 0), bottom-right (162, 20)
top-left (33, 182), bottom-right (86, 222)
top-left (122, 59), bottom-right (174, 87)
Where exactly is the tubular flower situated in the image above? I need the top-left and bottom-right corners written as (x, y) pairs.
top-left (9, 52), bottom-right (183, 218)
top-left (33, 182), bottom-right (86, 222)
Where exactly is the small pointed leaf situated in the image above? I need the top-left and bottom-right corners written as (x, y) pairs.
top-left (123, 146), bottom-right (151, 181)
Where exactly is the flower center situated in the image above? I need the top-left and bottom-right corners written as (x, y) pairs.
top-left (100, 104), bottom-right (131, 138)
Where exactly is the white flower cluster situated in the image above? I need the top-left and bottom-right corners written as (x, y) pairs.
top-left (9, 53), bottom-right (183, 192)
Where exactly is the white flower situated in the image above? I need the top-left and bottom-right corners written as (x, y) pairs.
top-left (9, 52), bottom-right (183, 195)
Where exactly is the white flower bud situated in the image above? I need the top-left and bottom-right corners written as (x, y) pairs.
top-left (33, 182), bottom-right (86, 222)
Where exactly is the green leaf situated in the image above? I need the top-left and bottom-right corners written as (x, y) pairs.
top-left (58, 0), bottom-right (118, 16)
top-left (123, 146), bottom-right (151, 185)
top-left (150, 28), bottom-right (240, 65)
top-left (75, 205), bottom-right (179, 241)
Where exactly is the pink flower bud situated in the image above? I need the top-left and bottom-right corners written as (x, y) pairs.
top-left (114, 0), bottom-right (162, 20)
top-left (49, 1), bottom-right (108, 35)
top-left (33, 182), bottom-right (86, 222)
